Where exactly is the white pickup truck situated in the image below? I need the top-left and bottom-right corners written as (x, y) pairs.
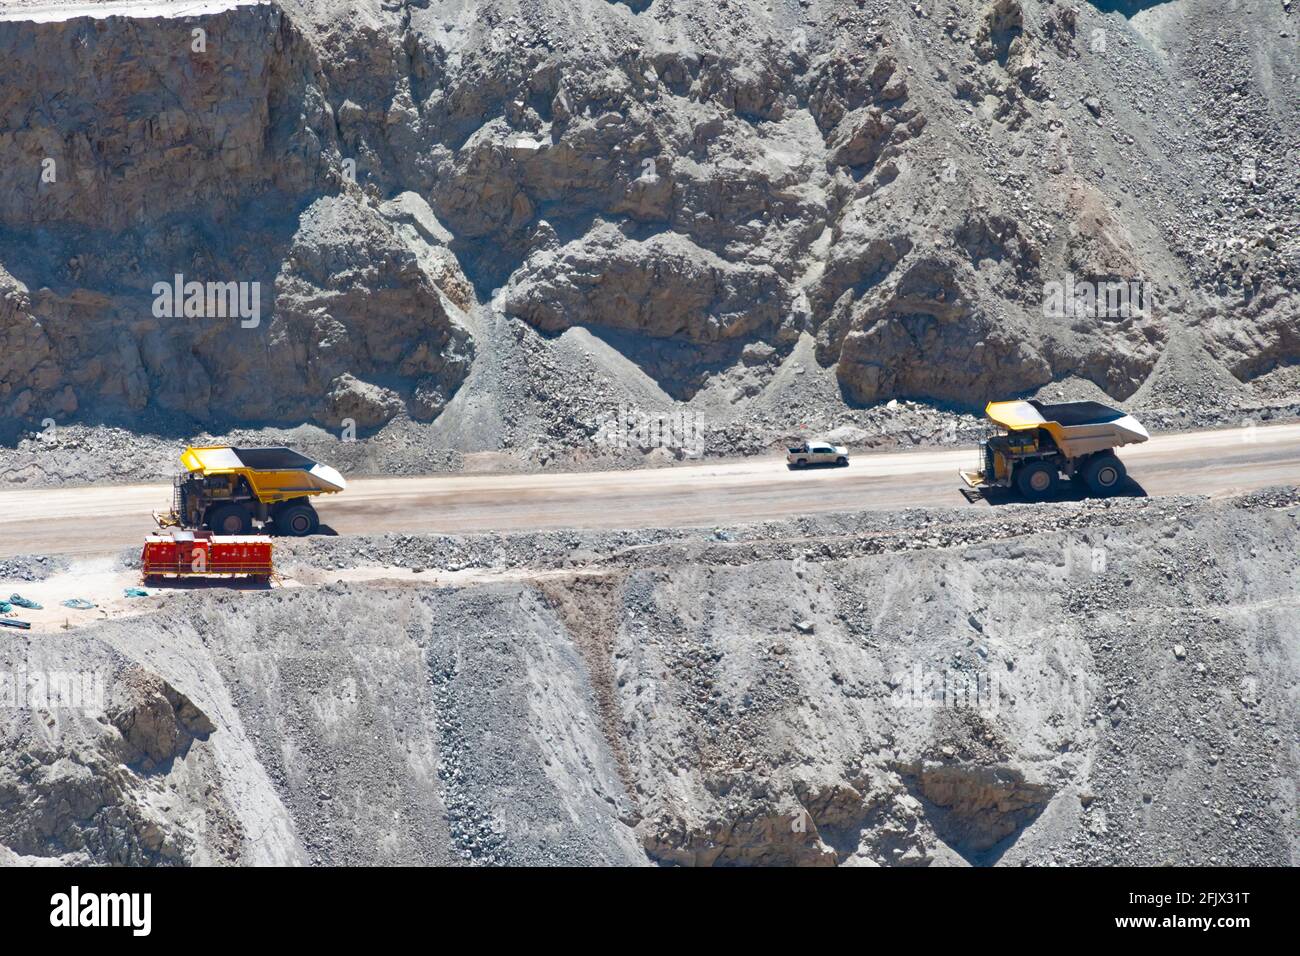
top-left (786, 440), bottom-right (849, 468)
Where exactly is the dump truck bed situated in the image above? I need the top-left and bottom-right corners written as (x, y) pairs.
top-left (984, 400), bottom-right (1148, 458)
top-left (180, 446), bottom-right (346, 497)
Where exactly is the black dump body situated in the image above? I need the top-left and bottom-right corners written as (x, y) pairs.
top-left (230, 447), bottom-right (317, 471)
top-left (1028, 400), bottom-right (1126, 427)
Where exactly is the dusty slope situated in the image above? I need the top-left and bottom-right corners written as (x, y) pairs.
top-left (0, 0), bottom-right (1297, 480)
top-left (2, 489), bottom-right (1296, 866)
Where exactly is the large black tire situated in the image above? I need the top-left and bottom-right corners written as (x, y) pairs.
top-left (793, 458), bottom-right (807, 469)
top-left (1083, 454), bottom-right (1127, 496)
top-left (275, 502), bottom-right (320, 537)
top-left (836, 456), bottom-right (848, 467)
top-left (1015, 461), bottom-right (1058, 500)
top-left (206, 503), bottom-right (252, 535)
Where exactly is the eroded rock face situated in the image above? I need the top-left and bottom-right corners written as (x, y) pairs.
top-left (0, 5), bottom-right (330, 230)
top-left (503, 223), bottom-right (794, 344)
top-left (830, 256), bottom-right (1054, 405)
top-left (322, 373), bottom-right (403, 429)
top-left (109, 666), bottom-right (217, 773)
top-left (0, 266), bottom-right (66, 422)
top-left (270, 193), bottom-right (474, 427)
top-left (902, 761), bottom-right (1053, 857)
top-left (0, 5), bottom-right (474, 435)
top-left (1201, 290), bottom-right (1300, 383)
top-left (0, 182), bottom-right (473, 433)
top-left (0, 0), bottom-right (1296, 439)
top-left (0, 656), bottom-right (231, 865)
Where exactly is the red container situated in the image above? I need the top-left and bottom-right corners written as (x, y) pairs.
top-left (143, 531), bottom-right (273, 581)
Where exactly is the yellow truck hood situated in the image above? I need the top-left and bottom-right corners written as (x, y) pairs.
top-left (984, 401), bottom-right (1046, 430)
top-left (181, 446), bottom-right (243, 473)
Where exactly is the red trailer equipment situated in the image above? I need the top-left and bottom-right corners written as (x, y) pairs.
top-left (142, 531), bottom-right (273, 583)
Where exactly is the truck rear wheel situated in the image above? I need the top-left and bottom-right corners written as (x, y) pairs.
top-left (1084, 455), bottom-right (1126, 496)
top-left (206, 504), bottom-right (252, 535)
top-left (275, 502), bottom-right (319, 536)
top-left (1015, 461), bottom-right (1057, 500)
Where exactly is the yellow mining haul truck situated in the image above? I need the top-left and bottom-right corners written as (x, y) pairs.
top-left (960, 400), bottom-right (1149, 500)
top-left (156, 446), bottom-right (347, 536)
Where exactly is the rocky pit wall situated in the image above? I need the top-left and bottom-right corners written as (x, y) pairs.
top-left (0, 0), bottom-right (1297, 462)
top-left (2, 489), bottom-right (1295, 866)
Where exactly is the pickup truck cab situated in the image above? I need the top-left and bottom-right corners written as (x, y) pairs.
top-left (786, 440), bottom-right (849, 468)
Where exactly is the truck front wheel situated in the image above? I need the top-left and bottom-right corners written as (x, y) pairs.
top-left (207, 504), bottom-right (252, 535)
top-left (1015, 461), bottom-right (1058, 500)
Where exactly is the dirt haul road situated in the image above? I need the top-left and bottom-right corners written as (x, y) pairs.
top-left (1, 421), bottom-right (1298, 559)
